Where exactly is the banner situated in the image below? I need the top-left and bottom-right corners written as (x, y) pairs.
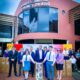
top-left (36, 63), bottom-right (43, 80)
top-left (7, 43), bottom-right (13, 50)
top-left (53, 44), bottom-right (63, 50)
top-left (23, 44), bottom-right (52, 52)
top-left (14, 44), bottom-right (23, 51)
top-left (7, 44), bottom-right (72, 51)
top-left (63, 44), bottom-right (72, 50)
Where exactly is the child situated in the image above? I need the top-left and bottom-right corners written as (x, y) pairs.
top-left (22, 49), bottom-right (35, 80)
top-left (70, 55), bottom-right (77, 72)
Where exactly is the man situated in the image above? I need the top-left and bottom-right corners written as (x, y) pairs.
top-left (43, 46), bottom-right (56, 80)
top-left (68, 48), bottom-right (75, 58)
top-left (76, 49), bottom-right (80, 72)
top-left (0, 47), bottom-right (2, 57)
top-left (43, 46), bottom-right (48, 78)
top-left (8, 47), bottom-right (18, 77)
top-left (17, 48), bottom-right (24, 76)
top-left (35, 45), bottom-right (44, 62)
top-left (29, 46), bottom-right (35, 77)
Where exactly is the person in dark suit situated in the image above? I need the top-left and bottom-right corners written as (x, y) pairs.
top-left (17, 48), bottom-right (24, 76)
top-left (43, 46), bottom-right (48, 78)
top-left (29, 46), bottom-right (35, 77)
top-left (35, 45), bottom-right (44, 62)
top-left (8, 47), bottom-right (18, 77)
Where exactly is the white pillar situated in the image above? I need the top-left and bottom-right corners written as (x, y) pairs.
top-left (15, 41), bottom-right (18, 44)
top-left (67, 40), bottom-right (69, 44)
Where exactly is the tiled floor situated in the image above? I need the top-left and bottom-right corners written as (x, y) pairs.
top-left (0, 73), bottom-right (73, 80)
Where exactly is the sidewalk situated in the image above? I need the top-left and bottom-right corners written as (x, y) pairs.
top-left (0, 73), bottom-right (73, 80)
top-left (73, 71), bottom-right (80, 80)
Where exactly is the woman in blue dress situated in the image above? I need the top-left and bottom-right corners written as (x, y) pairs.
top-left (22, 49), bottom-right (35, 80)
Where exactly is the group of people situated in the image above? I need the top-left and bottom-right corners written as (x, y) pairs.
top-left (3, 45), bottom-right (80, 80)
top-left (62, 48), bottom-right (80, 72)
top-left (69, 49), bottom-right (80, 72)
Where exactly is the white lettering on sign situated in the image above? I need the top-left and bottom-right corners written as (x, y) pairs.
top-left (22, 0), bottom-right (50, 10)
top-left (26, 0), bottom-right (49, 4)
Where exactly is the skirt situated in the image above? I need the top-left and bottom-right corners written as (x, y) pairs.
top-left (22, 61), bottom-right (30, 71)
top-left (56, 64), bottom-right (63, 70)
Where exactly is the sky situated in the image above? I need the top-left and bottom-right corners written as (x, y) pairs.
top-left (0, 0), bottom-right (80, 16)
top-left (0, 0), bottom-right (21, 15)
top-left (73, 0), bottom-right (80, 3)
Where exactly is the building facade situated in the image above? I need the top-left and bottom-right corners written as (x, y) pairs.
top-left (0, 14), bottom-right (18, 54)
top-left (14, 0), bottom-right (80, 50)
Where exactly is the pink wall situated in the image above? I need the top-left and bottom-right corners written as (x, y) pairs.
top-left (14, 0), bottom-right (80, 49)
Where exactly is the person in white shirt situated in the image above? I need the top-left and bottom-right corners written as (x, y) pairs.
top-left (63, 48), bottom-right (69, 60)
top-left (70, 55), bottom-right (77, 72)
top-left (43, 46), bottom-right (56, 80)
top-left (22, 49), bottom-right (36, 80)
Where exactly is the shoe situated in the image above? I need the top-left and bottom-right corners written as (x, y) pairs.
top-left (59, 76), bottom-right (62, 80)
top-left (18, 74), bottom-right (21, 76)
top-left (15, 74), bottom-right (18, 77)
top-left (24, 79), bottom-right (28, 80)
top-left (32, 74), bottom-right (34, 77)
top-left (57, 76), bottom-right (59, 79)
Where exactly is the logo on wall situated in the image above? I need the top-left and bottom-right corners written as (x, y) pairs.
top-left (22, 0), bottom-right (50, 10)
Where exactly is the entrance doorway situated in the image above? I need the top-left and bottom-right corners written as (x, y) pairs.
top-left (75, 41), bottom-right (80, 51)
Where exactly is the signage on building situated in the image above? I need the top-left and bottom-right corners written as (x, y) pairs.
top-left (22, 0), bottom-right (50, 10)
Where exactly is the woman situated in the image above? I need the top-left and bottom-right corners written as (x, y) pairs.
top-left (3, 48), bottom-right (9, 58)
top-left (22, 49), bottom-right (35, 80)
top-left (56, 49), bottom-right (64, 80)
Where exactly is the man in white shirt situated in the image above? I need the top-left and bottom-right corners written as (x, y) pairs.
top-left (70, 55), bottom-right (77, 72)
top-left (43, 46), bottom-right (56, 80)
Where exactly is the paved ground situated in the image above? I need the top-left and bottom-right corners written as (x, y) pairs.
top-left (1, 71), bottom-right (80, 80)
top-left (73, 71), bottom-right (80, 80)
top-left (0, 73), bottom-right (73, 80)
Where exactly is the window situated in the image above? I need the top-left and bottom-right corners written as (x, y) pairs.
top-left (0, 24), bottom-right (12, 38)
top-left (38, 7), bottom-right (49, 32)
top-left (18, 26), bottom-right (22, 34)
top-left (49, 8), bottom-right (58, 32)
top-left (23, 10), bottom-right (30, 29)
top-left (18, 7), bottom-right (58, 33)
top-left (75, 19), bottom-right (80, 35)
top-left (30, 8), bottom-right (38, 32)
